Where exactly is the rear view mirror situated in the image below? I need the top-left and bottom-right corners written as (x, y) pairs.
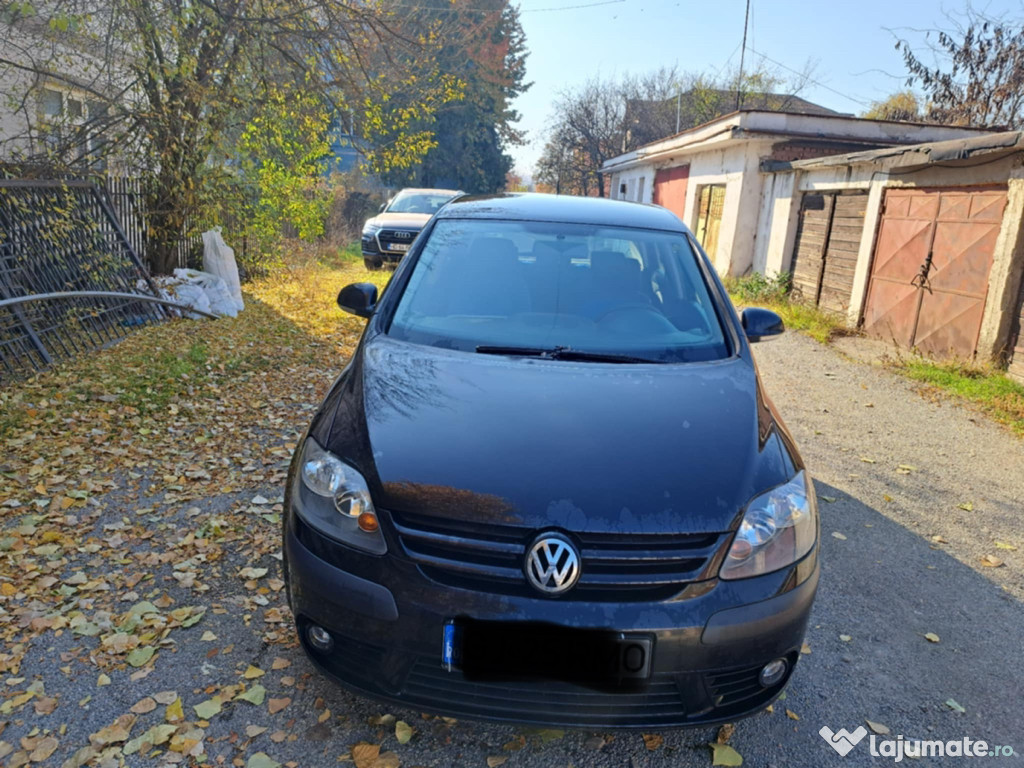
top-left (741, 307), bottom-right (784, 342)
top-left (338, 283), bottom-right (378, 318)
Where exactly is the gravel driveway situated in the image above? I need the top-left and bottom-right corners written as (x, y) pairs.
top-left (2, 330), bottom-right (1022, 767)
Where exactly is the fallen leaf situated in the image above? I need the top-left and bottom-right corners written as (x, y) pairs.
top-left (246, 753), bottom-right (281, 768)
top-left (980, 554), bottom-right (1004, 567)
top-left (243, 665), bottom-right (265, 679)
top-left (374, 752), bottom-right (400, 768)
top-left (90, 714), bottom-right (135, 747)
top-left (710, 742), bottom-right (743, 766)
top-left (165, 697), bottom-right (184, 723)
top-left (237, 685), bottom-right (266, 705)
top-left (126, 646), bottom-right (155, 667)
top-left (958, 501), bottom-right (974, 512)
top-left (351, 742), bottom-right (380, 768)
top-left (130, 697), bottom-right (157, 714)
top-left (201, 631), bottom-right (217, 641)
top-left (831, 532), bottom-right (847, 540)
top-left (946, 698), bottom-right (966, 713)
top-left (839, 634), bottom-right (852, 642)
top-left (29, 735), bottom-right (59, 762)
top-left (800, 642), bottom-right (811, 655)
top-left (193, 698), bottom-right (222, 720)
top-left (271, 657), bottom-right (290, 670)
top-left (246, 725), bottom-right (269, 738)
top-left (786, 709), bottom-right (800, 721)
top-left (866, 720), bottom-right (890, 735)
top-left (860, 457), bottom-right (876, 464)
top-left (486, 758), bottom-right (508, 768)
top-left (642, 733), bottom-right (663, 750)
top-left (924, 632), bottom-right (941, 643)
top-left (96, 674), bottom-right (111, 687)
top-left (716, 723), bottom-right (735, 744)
top-left (395, 721), bottom-right (412, 745)
top-left (820, 496), bottom-right (837, 503)
top-left (268, 697), bottom-right (291, 714)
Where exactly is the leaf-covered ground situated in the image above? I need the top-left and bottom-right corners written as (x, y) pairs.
top-left (2, 254), bottom-right (1022, 767)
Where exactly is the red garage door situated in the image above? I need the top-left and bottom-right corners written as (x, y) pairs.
top-left (863, 187), bottom-right (1007, 358)
top-left (653, 165), bottom-right (689, 219)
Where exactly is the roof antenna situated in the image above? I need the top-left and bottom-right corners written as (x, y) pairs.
top-left (736, 0), bottom-right (750, 111)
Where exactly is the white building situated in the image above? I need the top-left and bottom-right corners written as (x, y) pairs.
top-left (601, 111), bottom-right (987, 277)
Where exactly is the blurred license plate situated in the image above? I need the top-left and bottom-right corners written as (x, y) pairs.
top-left (388, 243), bottom-right (410, 252)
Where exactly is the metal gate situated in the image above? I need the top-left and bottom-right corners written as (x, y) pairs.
top-left (862, 186), bottom-right (1007, 358)
top-left (652, 165), bottom-right (689, 219)
top-left (789, 191), bottom-right (866, 314)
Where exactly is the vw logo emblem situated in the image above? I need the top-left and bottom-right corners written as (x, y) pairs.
top-left (524, 533), bottom-right (581, 595)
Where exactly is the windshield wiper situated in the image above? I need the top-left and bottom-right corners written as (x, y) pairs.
top-left (475, 345), bottom-right (662, 364)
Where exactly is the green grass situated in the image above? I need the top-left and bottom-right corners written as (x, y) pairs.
top-left (894, 358), bottom-right (1024, 435)
top-left (725, 273), bottom-right (850, 344)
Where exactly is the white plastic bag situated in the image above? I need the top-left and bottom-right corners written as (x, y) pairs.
top-left (202, 228), bottom-right (244, 312)
top-left (173, 268), bottom-right (238, 318)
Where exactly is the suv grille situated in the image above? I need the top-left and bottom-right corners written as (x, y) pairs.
top-left (377, 229), bottom-right (418, 253)
top-left (388, 510), bottom-right (730, 601)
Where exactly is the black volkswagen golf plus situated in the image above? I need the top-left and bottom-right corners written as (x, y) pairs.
top-left (283, 193), bottom-right (819, 728)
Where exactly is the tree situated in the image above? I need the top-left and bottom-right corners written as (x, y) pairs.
top-left (536, 60), bottom-right (814, 198)
top-left (377, 0), bottom-right (529, 194)
top-left (862, 91), bottom-right (924, 122)
top-left (0, 1), bottom-right (459, 273)
top-left (895, 10), bottom-right (1024, 128)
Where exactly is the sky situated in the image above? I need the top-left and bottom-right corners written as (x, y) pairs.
top-left (509, 0), bottom-right (1021, 176)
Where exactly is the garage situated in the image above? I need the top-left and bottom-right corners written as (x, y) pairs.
top-left (652, 165), bottom-right (689, 219)
top-left (862, 186), bottom-right (1007, 359)
top-left (694, 184), bottom-right (726, 260)
top-left (788, 191), bottom-right (867, 314)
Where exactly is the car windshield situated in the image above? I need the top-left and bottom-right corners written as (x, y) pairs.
top-left (388, 219), bottom-right (730, 363)
top-left (387, 192), bottom-right (456, 215)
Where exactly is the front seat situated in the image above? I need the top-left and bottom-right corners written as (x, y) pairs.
top-left (446, 237), bottom-right (531, 317)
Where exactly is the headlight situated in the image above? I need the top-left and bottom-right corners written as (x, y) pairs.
top-left (361, 222), bottom-right (381, 236)
top-left (719, 471), bottom-right (817, 580)
top-left (295, 438), bottom-right (386, 554)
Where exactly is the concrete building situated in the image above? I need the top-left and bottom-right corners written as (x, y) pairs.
top-left (601, 111), bottom-right (987, 277)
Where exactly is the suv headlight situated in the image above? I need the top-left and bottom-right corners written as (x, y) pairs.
top-left (361, 222), bottom-right (381, 237)
top-left (719, 471), bottom-right (817, 580)
top-left (295, 438), bottom-right (386, 554)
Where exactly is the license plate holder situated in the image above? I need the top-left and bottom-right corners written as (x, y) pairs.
top-left (441, 618), bottom-right (653, 685)
top-left (387, 242), bottom-right (410, 252)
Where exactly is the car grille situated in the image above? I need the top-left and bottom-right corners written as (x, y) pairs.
top-left (403, 655), bottom-right (692, 726)
top-left (388, 510), bottom-right (730, 601)
top-left (377, 228), bottom-right (418, 253)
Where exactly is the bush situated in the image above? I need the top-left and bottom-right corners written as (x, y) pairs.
top-left (725, 272), bottom-right (792, 303)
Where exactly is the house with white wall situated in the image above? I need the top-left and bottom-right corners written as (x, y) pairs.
top-left (601, 111), bottom-right (987, 277)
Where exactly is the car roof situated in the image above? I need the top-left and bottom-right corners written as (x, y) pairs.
top-left (395, 188), bottom-right (461, 196)
top-left (436, 193), bottom-right (688, 232)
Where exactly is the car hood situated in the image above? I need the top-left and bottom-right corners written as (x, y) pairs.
top-left (366, 212), bottom-right (432, 230)
top-left (335, 336), bottom-right (793, 535)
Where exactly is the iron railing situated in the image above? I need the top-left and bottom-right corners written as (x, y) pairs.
top-left (0, 179), bottom-right (167, 381)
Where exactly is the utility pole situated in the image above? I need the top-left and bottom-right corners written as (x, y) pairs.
top-left (736, 0), bottom-right (750, 111)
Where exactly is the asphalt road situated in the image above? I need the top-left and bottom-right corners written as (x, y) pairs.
top-left (2, 330), bottom-right (1022, 767)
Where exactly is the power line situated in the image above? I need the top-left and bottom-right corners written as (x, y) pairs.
top-left (745, 45), bottom-right (873, 107)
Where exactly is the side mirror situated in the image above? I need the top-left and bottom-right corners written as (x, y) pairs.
top-left (337, 283), bottom-right (379, 318)
top-left (379, 201), bottom-right (388, 213)
top-left (741, 307), bottom-right (784, 342)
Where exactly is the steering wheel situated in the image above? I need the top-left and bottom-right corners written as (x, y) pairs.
top-left (596, 303), bottom-right (678, 333)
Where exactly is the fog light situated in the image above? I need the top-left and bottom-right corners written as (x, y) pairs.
top-left (307, 624), bottom-right (334, 652)
top-left (759, 658), bottom-right (788, 687)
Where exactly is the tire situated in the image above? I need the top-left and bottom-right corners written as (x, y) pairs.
top-left (364, 256), bottom-right (382, 271)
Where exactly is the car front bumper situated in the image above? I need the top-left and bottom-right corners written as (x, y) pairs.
top-left (283, 507), bottom-right (819, 729)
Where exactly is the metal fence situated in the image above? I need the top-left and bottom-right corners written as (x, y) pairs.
top-left (0, 179), bottom-right (167, 381)
top-left (104, 176), bottom-right (204, 272)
